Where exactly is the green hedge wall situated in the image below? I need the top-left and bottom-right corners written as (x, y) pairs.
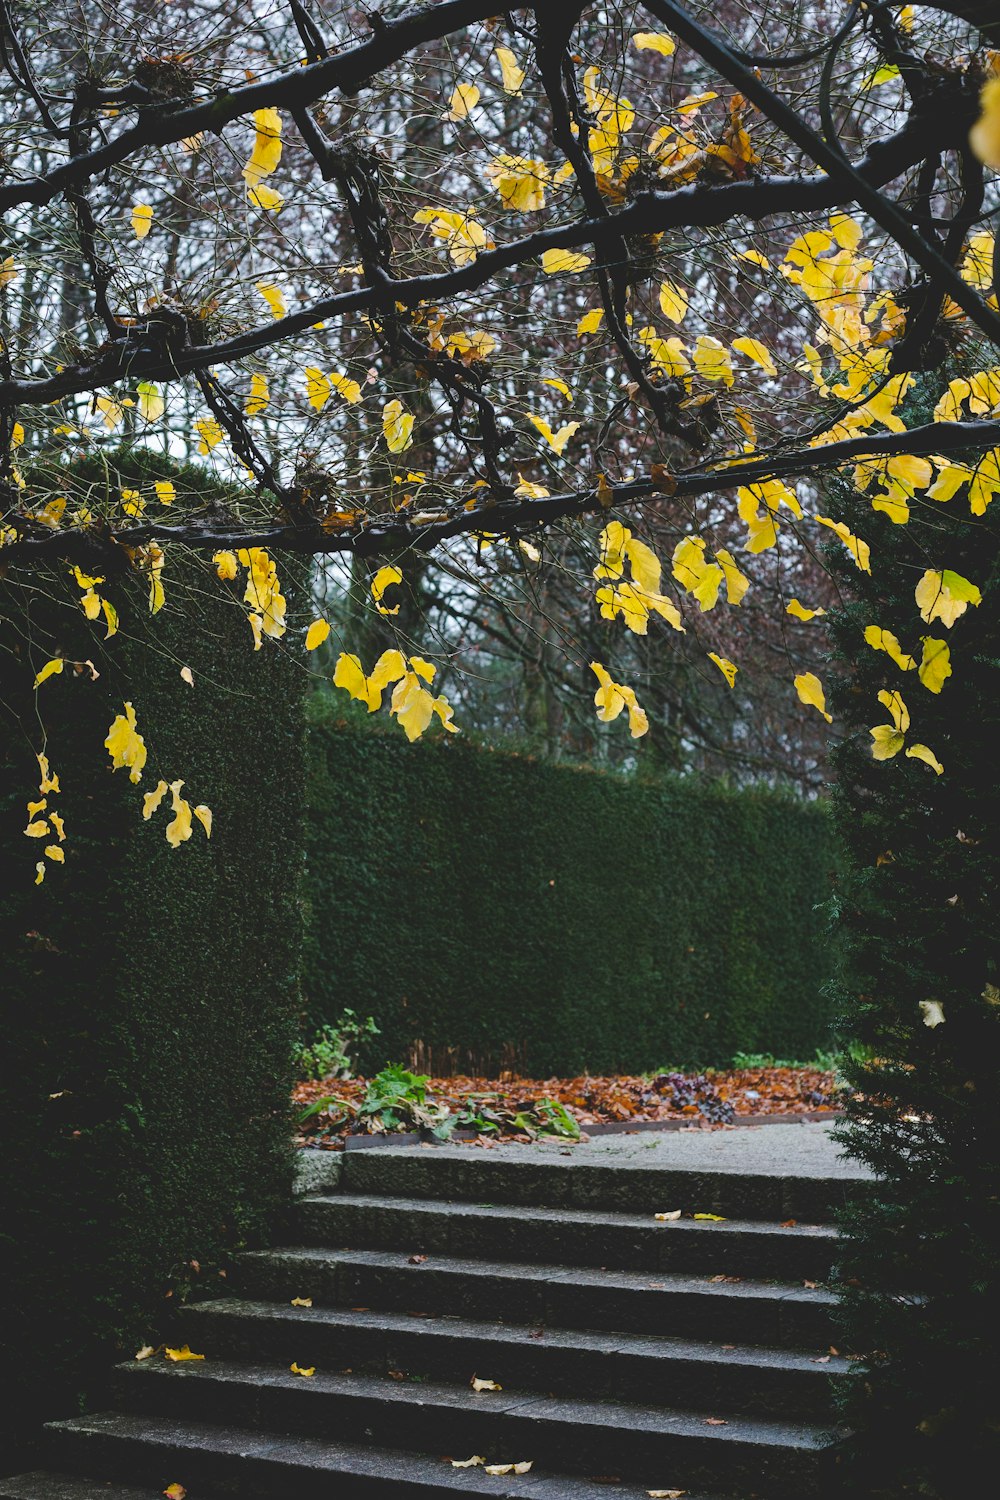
top-left (304, 701), bottom-right (842, 1074)
top-left (0, 458), bottom-right (304, 1468)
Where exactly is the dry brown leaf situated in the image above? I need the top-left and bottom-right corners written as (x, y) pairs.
top-left (290, 1297), bottom-right (313, 1308)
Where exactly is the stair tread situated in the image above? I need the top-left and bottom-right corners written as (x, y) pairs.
top-left (180, 1296), bottom-right (848, 1371)
top-left (302, 1193), bottom-right (839, 1239)
top-left (43, 1414), bottom-right (728, 1497)
top-left (117, 1357), bottom-right (845, 1448)
top-left (241, 1245), bottom-right (840, 1305)
top-left (0, 1476), bottom-right (163, 1500)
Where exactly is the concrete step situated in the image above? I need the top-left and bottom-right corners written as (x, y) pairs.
top-left (335, 1148), bottom-right (866, 1224)
top-left (294, 1192), bottom-right (840, 1280)
top-left (107, 1358), bottom-right (845, 1496)
top-left (0, 1477), bottom-right (164, 1500)
top-left (236, 1244), bottom-right (840, 1348)
top-left (42, 1412), bottom-right (728, 1498)
top-left (177, 1297), bottom-right (847, 1419)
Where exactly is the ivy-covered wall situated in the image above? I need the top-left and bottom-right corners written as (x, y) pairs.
top-left (0, 461), bottom-right (304, 1468)
top-left (304, 699), bottom-right (843, 1074)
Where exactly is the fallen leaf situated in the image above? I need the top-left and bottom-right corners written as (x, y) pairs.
top-left (163, 1487), bottom-right (186, 1500)
top-left (780, 1219), bottom-right (797, 1228)
top-left (471, 1376), bottom-right (502, 1392)
top-left (451, 1455), bottom-right (485, 1468)
top-left (164, 1346), bottom-right (204, 1362)
top-left (654, 1209), bottom-right (682, 1221)
top-left (485, 1461), bottom-right (533, 1475)
top-left (290, 1297), bottom-right (313, 1308)
top-left (813, 1354), bottom-right (831, 1363)
top-left (704, 1417), bottom-right (728, 1426)
top-left (803, 1280), bottom-right (819, 1290)
top-left (179, 666), bottom-right (194, 686)
top-left (648, 1491), bottom-right (686, 1498)
top-left (693, 1213), bottom-right (726, 1222)
top-left (408, 1254), bottom-right (429, 1264)
top-left (134, 1345), bottom-right (156, 1361)
top-left (290, 1362), bottom-right (315, 1377)
top-left (388, 1369), bottom-right (407, 1380)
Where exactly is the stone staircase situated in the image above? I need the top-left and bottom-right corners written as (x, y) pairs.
top-left (1, 1142), bottom-right (866, 1499)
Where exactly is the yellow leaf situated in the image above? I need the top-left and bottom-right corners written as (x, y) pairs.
top-left (195, 418), bottom-right (224, 455)
top-left (786, 599), bottom-right (824, 621)
top-left (496, 47), bottom-right (525, 95)
top-left (131, 203), bottom-right (153, 239)
top-left (256, 281), bottom-right (286, 319)
top-left (970, 77), bottom-right (1000, 169)
top-left (794, 672), bottom-right (832, 723)
top-left (290, 1297), bottom-right (313, 1308)
top-left (290, 1363), bottom-right (315, 1378)
top-left (485, 1463), bottom-right (533, 1476)
top-left (371, 564), bottom-right (403, 615)
top-left (164, 1346), bottom-right (204, 1362)
top-left (164, 1486), bottom-right (187, 1500)
top-left (708, 652), bottom-right (738, 687)
top-left (526, 413), bottom-right (580, 454)
top-left (731, 336), bottom-right (776, 377)
top-left (0, 255), bottom-right (17, 287)
top-left (471, 1376), bottom-right (502, 1392)
top-left (414, 208), bottom-right (493, 265)
top-left (658, 279), bottom-right (688, 323)
top-left (49, 810), bottom-right (66, 842)
top-left (542, 377), bottom-right (572, 400)
top-left (590, 661), bottom-right (649, 738)
top-left (248, 184), bottom-right (284, 212)
top-left (654, 1210), bottom-right (682, 1221)
top-left (34, 860), bottom-right (45, 884)
top-left (451, 1457), bottom-right (485, 1469)
top-left (214, 550), bottom-right (238, 581)
top-left (193, 805), bottom-right (212, 838)
top-left (44, 845), bottom-right (64, 863)
top-left (137, 382), bottom-right (164, 422)
top-left (443, 83), bottom-right (480, 121)
top-left (333, 649), bottom-right (407, 713)
top-left (541, 248), bottom-right (591, 274)
top-left (154, 480), bottom-right (175, 505)
top-left (102, 599), bottom-right (119, 638)
top-left (134, 1346), bottom-right (156, 1361)
top-left (383, 399), bottom-right (415, 453)
top-left (736, 248), bottom-right (770, 269)
top-left (105, 702), bottom-right (147, 783)
top-left (165, 781), bottom-right (193, 849)
top-left (305, 619), bottom-right (331, 651)
top-left (37, 754), bottom-right (60, 794)
top-left (245, 373), bottom-right (270, 416)
top-left (878, 688), bottom-right (910, 734)
top-left (914, 569), bottom-right (981, 628)
top-left (633, 31), bottom-right (676, 55)
top-left (34, 658), bottom-right (64, 688)
top-left (242, 107), bottom-right (282, 187)
top-left (305, 367), bottom-right (332, 411)
top-left (906, 742), bottom-right (944, 774)
top-left (917, 637), bottom-right (951, 695)
top-left (330, 373), bottom-right (362, 405)
top-left (693, 335), bottom-right (734, 387)
top-left (514, 474), bottom-right (549, 498)
top-left (693, 1213), bottom-right (727, 1222)
top-left (864, 626), bottom-right (916, 672)
top-left (815, 515), bottom-right (871, 573)
top-left (142, 781), bottom-right (168, 820)
top-left (577, 308), bottom-right (604, 335)
top-left (24, 820), bottom-right (49, 838)
top-left (919, 999), bottom-right (946, 1028)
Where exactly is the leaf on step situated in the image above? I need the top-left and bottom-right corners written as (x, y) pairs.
top-left (648, 1491), bottom-right (686, 1498)
top-left (409, 1254), bottom-right (429, 1264)
top-left (164, 1486), bottom-right (187, 1499)
top-left (290, 1297), bottom-right (313, 1307)
top-left (654, 1209), bottom-right (682, 1221)
top-left (471, 1375), bottom-right (502, 1391)
top-left (134, 1345), bottom-right (157, 1361)
top-left (780, 1219), bottom-right (797, 1228)
top-left (164, 1346), bottom-right (204, 1362)
top-left (803, 1280), bottom-right (819, 1289)
top-left (485, 1461), bottom-right (533, 1474)
top-left (451, 1455), bottom-right (485, 1468)
top-left (813, 1354), bottom-right (831, 1363)
top-left (388, 1369), bottom-right (407, 1380)
top-left (693, 1213), bottom-right (726, 1221)
top-left (290, 1362), bottom-right (315, 1377)
top-left (704, 1417), bottom-right (728, 1425)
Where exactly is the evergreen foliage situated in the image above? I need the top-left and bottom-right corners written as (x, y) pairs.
top-left (304, 697), bottom-right (843, 1075)
top-left (0, 456), bottom-right (305, 1468)
top-left (828, 460), bottom-right (1000, 1496)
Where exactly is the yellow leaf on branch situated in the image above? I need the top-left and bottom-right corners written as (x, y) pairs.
top-left (371, 565), bottom-right (403, 615)
top-left (794, 672), bottom-right (832, 723)
top-left (105, 702), bottom-right (147, 783)
top-left (131, 203), bottom-right (153, 239)
top-left (242, 108), bottom-right (282, 187)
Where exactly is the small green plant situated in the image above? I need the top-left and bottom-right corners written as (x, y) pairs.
top-left (295, 1009), bottom-right (380, 1081)
top-left (358, 1064), bottom-right (452, 1135)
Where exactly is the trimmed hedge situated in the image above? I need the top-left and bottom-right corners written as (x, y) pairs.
top-left (0, 459), bottom-right (304, 1468)
top-left (304, 700), bottom-right (842, 1074)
